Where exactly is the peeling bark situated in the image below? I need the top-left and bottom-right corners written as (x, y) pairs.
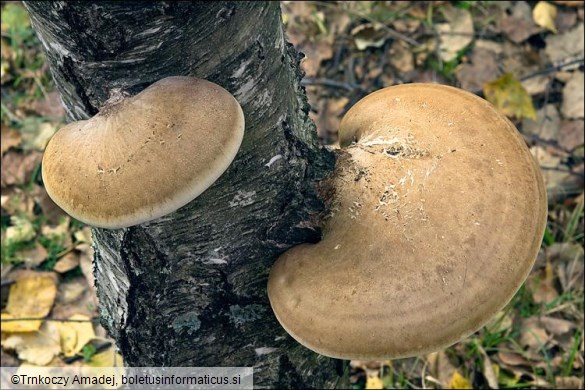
top-left (25, 2), bottom-right (344, 388)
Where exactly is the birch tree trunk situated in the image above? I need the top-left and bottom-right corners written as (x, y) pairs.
top-left (25, 2), bottom-right (344, 388)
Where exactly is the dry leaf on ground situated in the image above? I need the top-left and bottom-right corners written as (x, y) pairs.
top-left (562, 71), bottom-right (584, 119)
top-left (533, 1), bottom-right (558, 33)
top-left (500, 2), bottom-right (542, 43)
top-left (522, 104), bottom-right (561, 141)
top-left (56, 314), bottom-right (95, 357)
top-left (484, 73), bottom-right (537, 119)
top-left (2, 321), bottom-right (61, 365)
top-left (2, 274), bottom-right (57, 332)
top-left (437, 5), bottom-right (474, 61)
top-left (0, 125), bottom-right (21, 155)
top-left (545, 22), bottom-right (584, 64)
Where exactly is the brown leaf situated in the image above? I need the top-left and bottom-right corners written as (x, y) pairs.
top-left (500, 2), bottom-right (542, 43)
top-left (527, 262), bottom-right (559, 304)
top-left (545, 23), bottom-right (584, 64)
top-left (53, 251), bottom-right (80, 273)
top-left (0, 150), bottom-right (42, 187)
top-left (31, 184), bottom-right (67, 224)
top-left (14, 242), bottom-right (48, 268)
top-left (0, 125), bottom-right (21, 156)
top-left (539, 316), bottom-right (574, 335)
top-left (455, 47), bottom-right (500, 91)
top-left (522, 104), bottom-right (561, 141)
top-left (299, 40), bottom-right (333, 77)
top-left (29, 91), bottom-right (65, 119)
top-left (351, 23), bottom-right (388, 51)
top-left (520, 317), bottom-right (551, 352)
top-left (437, 5), bottom-right (474, 61)
top-left (497, 351), bottom-right (532, 366)
top-left (559, 120), bottom-right (584, 151)
top-left (562, 71), bottom-right (584, 119)
top-left (389, 40), bottom-right (414, 74)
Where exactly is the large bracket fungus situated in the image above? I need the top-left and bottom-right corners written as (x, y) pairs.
top-left (42, 76), bottom-right (244, 228)
top-left (268, 83), bottom-right (547, 360)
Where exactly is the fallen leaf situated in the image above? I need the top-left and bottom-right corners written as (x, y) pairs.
top-left (539, 316), bottom-right (574, 335)
top-left (53, 251), bottom-right (80, 273)
top-left (562, 71), bottom-right (584, 119)
top-left (2, 321), bottom-right (61, 365)
top-left (299, 40), bottom-right (333, 77)
top-left (520, 317), bottom-right (551, 353)
top-left (351, 23), bottom-right (388, 51)
top-left (527, 261), bottom-right (559, 304)
top-left (31, 184), bottom-right (67, 224)
top-left (389, 40), bottom-right (414, 74)
top-left (56, 314), bottom-right (95, 357)
top-left (455, 47), bottom-right (500, 91)
top-left (3, 275), bottom-right (57, 332)
top-left (0, 125), bottom-right (21, 156)
top-left (545, 22), bottom-right (584, 64)
top-left (365, 374), bottom-right (384, 390)
top-left (558, 120), bottom-right (584, 151)
top-left (29, 91), bottom-right (66, 119)
top-left (522, 104), bottom-right (561, 141)
top-left (484, 73), bottom-right (537, 119)
top-left (437, 5), bottom-right (474, 61)
top-left (497, 351), bottom-right (532, 366)
top-left (56, 277), bottom-right (87, 305)
top-left (533, 1), bottom-right (558, 33)
top-left (448, 371), bottom-right (472, 389)
top-left (15, 242), bottom-right (48, 268)
top-left (477, 345), bottom-right (499, 389)
top-left (427, 351), bottom-right (457, 388)
top-left (0, 150), bottom-right (42, 187)
top-left (500, 2), bottom-right (542, 43)
top-left (5, 215), bottom-right (36, 246)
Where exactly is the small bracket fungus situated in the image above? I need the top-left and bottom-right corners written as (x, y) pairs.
top-left (268, 83), bottom-right (547, 360)
top-left (42, 76), bottom-right (244, 228)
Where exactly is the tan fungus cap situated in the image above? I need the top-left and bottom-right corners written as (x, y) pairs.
top-left (42, 76), bottom-right (244, 228)
top-left (268, 83), bottom-right (547, 360)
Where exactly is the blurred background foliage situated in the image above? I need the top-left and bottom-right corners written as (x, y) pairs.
top-left (1, 1), bottom-right (584, 388)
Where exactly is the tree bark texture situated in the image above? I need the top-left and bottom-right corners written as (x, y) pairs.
top-left (25, 2), bottom-right (343, 388)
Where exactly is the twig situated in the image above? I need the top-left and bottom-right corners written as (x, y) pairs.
top-left (520, 57), bottom-right (584, 81)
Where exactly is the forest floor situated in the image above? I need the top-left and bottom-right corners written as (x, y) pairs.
top-left (1, 1), bottom-right (584, 389)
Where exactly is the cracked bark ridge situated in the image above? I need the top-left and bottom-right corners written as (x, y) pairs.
top-left (25, 2), bottom-right (343, 388)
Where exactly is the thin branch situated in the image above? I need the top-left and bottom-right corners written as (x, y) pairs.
top-left (1, 316), bottom-right (100, 323)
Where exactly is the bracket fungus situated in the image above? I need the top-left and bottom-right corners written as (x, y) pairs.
top-left (268, 83), bottom-right (547, 360)
top-left (42, 76), bottom-right (244, 229)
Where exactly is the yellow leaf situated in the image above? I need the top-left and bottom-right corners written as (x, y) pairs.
top-left (0, 312), bottom-right (42, 332)
top-left (448, 371), bottom-right (472, 389)
top-left (533, 2), bottom-right (557, 33)
top-left (365, 374), bottom-right (384, 389)
top-left (56, 314), bottom-right (95, 357)
top-left (484, 73), bottom-right (537, 120)
top-left (4, 276), bottom-right (57, 329)
top-left (2, 322), bottom-right (61, 365)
